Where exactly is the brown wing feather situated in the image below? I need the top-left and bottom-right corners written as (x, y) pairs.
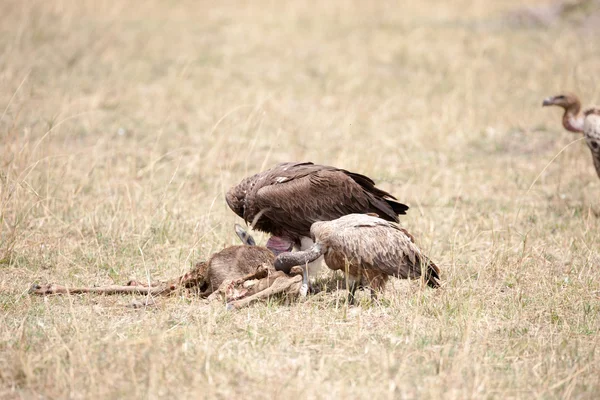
top-left (339, 169), bottom-right (408, 216)
top-left (244, 163), bottom-right (407, 238)
top-left (312, 215), bottom-right (439, 287)
top-left (367, 224), bottom-right (438, 284)
top-left (253, 171), bottom-right (384, 237)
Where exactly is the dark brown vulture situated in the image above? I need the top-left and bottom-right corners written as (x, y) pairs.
top-left (274, 213), bottom-right (440, 304)
top-left (543, 93), bottom-right (600, 179)
top-left (225, 162), bottom-right (409, 277)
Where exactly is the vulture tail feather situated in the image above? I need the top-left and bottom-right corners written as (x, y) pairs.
top-left (343, 170), bottom-right (409, 217)
top-left (386, 199), bottom-right (409, 216)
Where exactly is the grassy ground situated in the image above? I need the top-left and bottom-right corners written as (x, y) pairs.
top-left (1, 0), bottom-right (600, 398)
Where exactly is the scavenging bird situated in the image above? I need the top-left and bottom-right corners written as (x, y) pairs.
top-left (274, 213), bottom-right (440, 303)
top-left (542, 93), bottom-right (600, 179)
top-left (226, 162), bottom-right (409, 278)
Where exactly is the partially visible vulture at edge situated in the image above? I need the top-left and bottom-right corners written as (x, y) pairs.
top-left (226, 162), bottom-right (409, 277)
top-left (274, 213), bottom-right (440, 303)
top-left (542, 93), bottom-right (600, 179)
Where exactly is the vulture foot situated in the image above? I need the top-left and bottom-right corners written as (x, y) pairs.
top-left (299, 283), bottom-right (309, 297)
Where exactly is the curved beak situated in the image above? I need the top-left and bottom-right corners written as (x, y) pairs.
top-left (542, 97), bottom-right (554, 107)
top-left (234, 224), bottom-right (255, 246)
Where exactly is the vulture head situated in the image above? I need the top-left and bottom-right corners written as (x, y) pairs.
top-left (225, 179), bottom-right (251, 220)
top-left (542, 93), bottom-right (580, 110)
top-left (542, 92), bottom-right (584, 133)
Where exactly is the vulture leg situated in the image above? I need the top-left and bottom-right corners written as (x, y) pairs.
top-left (347, 281), bottom-right (359, 305)
top-left (368, 287), bottom-right (377, 301)
top-left (345, 273), bottom-right (364, 306)
top-left (300, 267), bottom-right (309, 297)
top-left (346, 283), bottom-right (380, 305)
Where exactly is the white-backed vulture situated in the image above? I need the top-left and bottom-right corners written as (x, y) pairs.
top-left (543, 93), bottom-right (600, 179)
top-left (226, 162), bottom-right (409, 277)
top-left (274, 213), bottom-right (440, 303)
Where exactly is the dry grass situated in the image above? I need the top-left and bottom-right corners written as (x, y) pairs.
top-left (1, 0), bottom-right (600, 398)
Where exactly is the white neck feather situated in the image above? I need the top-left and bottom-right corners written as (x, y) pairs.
top-left (566, 113), bottom-right (585, 133)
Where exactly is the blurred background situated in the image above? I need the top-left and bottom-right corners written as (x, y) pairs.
top-left (1, 1), bottom-right (599, 397)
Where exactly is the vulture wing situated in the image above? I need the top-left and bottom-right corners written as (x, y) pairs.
top-left (319, 215), bottom-right (439, 287)
top-left (252, 167), bottom-right (406, 238)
